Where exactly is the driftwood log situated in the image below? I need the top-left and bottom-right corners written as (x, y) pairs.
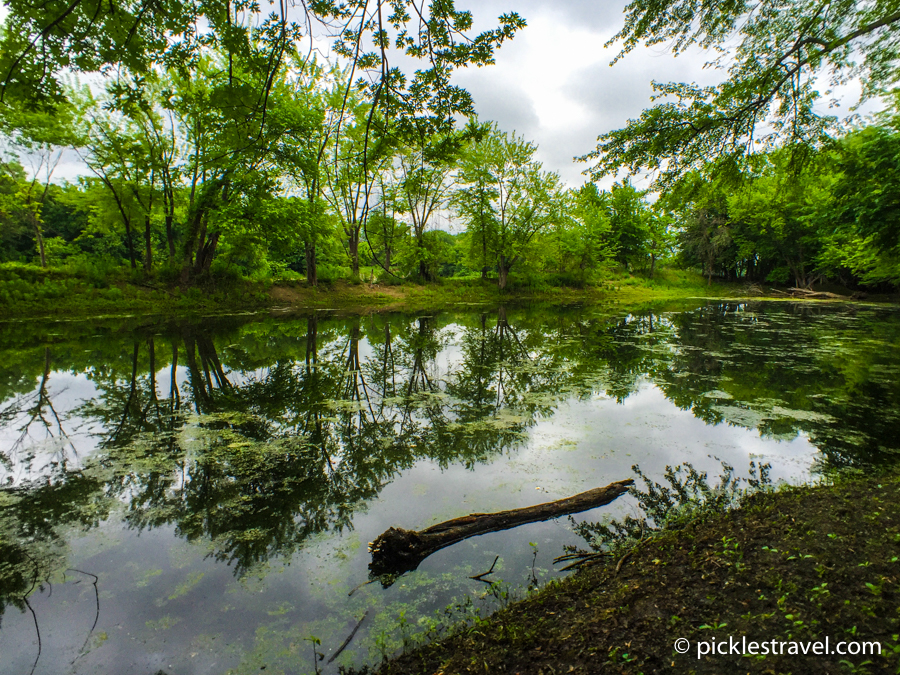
top-left (769, 287), bottom-right (861, 300)
top-left (368, 479), bottom-right (634, 578)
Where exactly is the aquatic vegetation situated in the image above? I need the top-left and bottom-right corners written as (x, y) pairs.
top-left (0, 301), bottom-right (898, 673)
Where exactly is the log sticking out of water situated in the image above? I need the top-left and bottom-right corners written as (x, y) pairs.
top-left (769, 287), bottom-right (851, 300)
top-left (368, 479), bottom-right (634, 578)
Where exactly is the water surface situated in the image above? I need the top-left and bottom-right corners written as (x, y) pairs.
top-left (1, 300), bottom-right (898, 674)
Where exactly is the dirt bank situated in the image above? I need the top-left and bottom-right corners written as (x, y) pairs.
top-left (372, 471), bottom-right (900, 674)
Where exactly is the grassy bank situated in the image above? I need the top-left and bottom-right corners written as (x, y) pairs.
top-left (372, 469), bottom-right (900, 675)
top-left (0, 262), bottom-right (272, 318)
top-left (269, 269), bottom-right (741, 313)
top-left (0, 263), bottom-right (758, 320)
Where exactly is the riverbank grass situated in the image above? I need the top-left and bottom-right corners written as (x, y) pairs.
top-left (375, 469), bottom-right (900, 675)
top-left (0, 262), bottom-right (271, 317)
top-left (0, 262), bottom-right (743, 318)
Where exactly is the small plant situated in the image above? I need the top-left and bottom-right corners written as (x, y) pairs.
top-left (527, 542), bottom-right (539, 590)
top-left (562, 460), bottom-right (772, 564)
top-left (809, 582), bottom-right (830, 601)
top-left (304, 635), bottom-right (324, 674)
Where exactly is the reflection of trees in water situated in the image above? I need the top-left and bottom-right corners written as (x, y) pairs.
top-left (0, 470), bottom-right (110, 639)
top-left (648, 302), bottom-right (900, 468)
top-left (1, 348), bottom-right (79, 480)
top-left (2, 303), bottom-right (900, 604)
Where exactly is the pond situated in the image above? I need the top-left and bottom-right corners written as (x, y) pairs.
top-left (1, 300), bottom-right (899, 674)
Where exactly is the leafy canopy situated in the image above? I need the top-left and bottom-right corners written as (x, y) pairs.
top-left (581, 0), bottom-right (900, 188)
top-left (0, 0), bottom-right (524, 134)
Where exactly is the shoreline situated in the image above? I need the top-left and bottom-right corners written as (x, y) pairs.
top-left (2, 274), bottom-right (891, 323)
top-left (369, 469), bottom-right (900, 674)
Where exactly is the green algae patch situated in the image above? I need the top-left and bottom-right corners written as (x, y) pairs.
top-left (372, 471), bottom-right (900, 675)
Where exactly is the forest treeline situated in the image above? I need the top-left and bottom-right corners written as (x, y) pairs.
top-left (1, 35), bottom-right (899, 296)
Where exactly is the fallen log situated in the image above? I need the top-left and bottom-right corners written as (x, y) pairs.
top-left (769, 287), bottom-right (850, 300)
top-left (786, 287), bottom-right (849, 299)
top-left (368, 479), bottom-right (634, 578)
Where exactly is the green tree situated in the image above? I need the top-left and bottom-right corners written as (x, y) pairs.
top-left (0, 0), bottom-right (524, 145)
top-left (551, 183), bottom-right (616, 284)
top-left (366, 170), bottom-right (408, 275)
top-left (81, 100), bottom-right (158, 271)
top-left (322, 82), bottom-right (393, 279)
top-left (727, 152), bottom-right (826, 287)
top-left (2, 105), bottom-right (80, 267)
top-left (608, 180), bottom-right (650, 271)
top-left (451, 125), bottom-right (561, 289)
top-left (678, 201), bottom-right (733, 286)
top-left (452, 122), bottom-right (498, 280)
top-left (275, 60), bottom-right (342, 287)
top-left (398, 133), bottom-right (458, 282)
top-left (645, 206), bottom-right (676, 278)
top-left (819, 123), bottom-right (900, 285)
top-left (0, 157), bottom-right (31, 261)
top-left (581, 0), bottom-right (900, 188)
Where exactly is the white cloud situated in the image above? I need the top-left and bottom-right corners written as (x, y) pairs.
top-left (451, 2), bottom-right (723, 186)
top-left (453, 0), bottom-right (879, 188)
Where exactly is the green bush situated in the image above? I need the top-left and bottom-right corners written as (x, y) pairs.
top-left (316, 264), bottom-right (351, 283)
top-left (543, 271), bottom-right (588, 288)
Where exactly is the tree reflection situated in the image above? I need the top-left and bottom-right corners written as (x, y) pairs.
top-left (1, 302), bottom-right (899, 610)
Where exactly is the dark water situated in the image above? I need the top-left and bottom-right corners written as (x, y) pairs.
top-left (1, 300), bottom-right (899, 674)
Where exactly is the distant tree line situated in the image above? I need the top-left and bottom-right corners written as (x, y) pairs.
top-left (0, 51), bottom-right (681, 290)
top-left (0, 0), bottom-right (898, 292)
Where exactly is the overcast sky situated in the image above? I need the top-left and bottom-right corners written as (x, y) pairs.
top-left (450, 0), bottom-right (874, 189)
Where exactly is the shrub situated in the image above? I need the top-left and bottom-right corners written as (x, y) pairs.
top-left (560, 461), bottom-right (772, 568)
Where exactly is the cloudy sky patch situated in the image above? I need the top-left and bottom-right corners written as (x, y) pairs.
top-left (453, 0), bottom-right (877, 188)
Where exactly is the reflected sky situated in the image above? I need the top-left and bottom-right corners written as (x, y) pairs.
top-left (1, 300), bottom-right (898, 674)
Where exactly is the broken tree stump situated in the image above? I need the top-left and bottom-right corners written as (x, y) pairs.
top-left (368, 479), bottom-right (634, 578)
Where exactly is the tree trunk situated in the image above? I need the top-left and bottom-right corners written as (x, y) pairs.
top-left (144, 213), bottom-right (153, 273)
top-left (181, 178), bottom-right (226, 285)
top-left (163, 182), bottom-right (176, 262)
top-left (165, 209), bottom-right (175, 262)
top-left (194, 231), bottom-right (220, 276)
top-left (650, 252), bottom-right (656, 279)
top-left (498, 255), bottom-right (510, 289)
top-left (31, 214), bottom-right (47, 268)
top-left (384, 246), bottom-right (391, 271)
top-left (415, 234), bottom-right (433, 282)
top-left (481, 227), bottom-right (488, 279)
top-left (124, 218), bottom-right (137, 269)
top-left (369, 479), bottom-right (634, 579)
top-left (305, 241), bottom-right (318, 287)
top-left (418, 259), bottom-right (431, 282)
top-left (180, 209), bottom-right (205, 286)
top-left (348, 231), bottom-right (360, 277)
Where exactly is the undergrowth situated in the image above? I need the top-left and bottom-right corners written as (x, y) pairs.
top-left (560, 461), bottom-right (773, 569)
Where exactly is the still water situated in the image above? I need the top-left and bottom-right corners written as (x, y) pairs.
top-left (1, 300), bottom-right (898, 674)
